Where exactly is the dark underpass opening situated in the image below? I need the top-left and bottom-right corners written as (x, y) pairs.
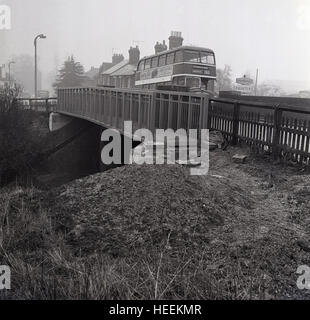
top-left (31, 120), bottom-right (141, 189)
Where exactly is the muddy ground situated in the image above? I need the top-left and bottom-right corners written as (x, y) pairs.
top-left (1, 145), bottom-right (310, 299)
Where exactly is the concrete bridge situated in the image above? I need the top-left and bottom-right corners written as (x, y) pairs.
top-left (48, 87), bottom-right (212, 172)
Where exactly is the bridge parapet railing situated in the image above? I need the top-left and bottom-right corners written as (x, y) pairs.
top-left (57, 87), bottom-right (209, 136)
top-left (16, 97), bottom-right (57, 112)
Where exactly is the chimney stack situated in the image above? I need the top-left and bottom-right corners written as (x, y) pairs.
top-left (154, 40), bottom-right (168, 54)
top-left (168, 31), bottom-right (183, 50)
top-left (112, 53), bottom-right (124, 65)
top-left (128, 46), bottom-right (140, 65)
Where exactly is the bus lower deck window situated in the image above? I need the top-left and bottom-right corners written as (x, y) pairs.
top-left (185, 77), bottom-right (200, 88)
top-left (174, 77), bottom-right (185, 86)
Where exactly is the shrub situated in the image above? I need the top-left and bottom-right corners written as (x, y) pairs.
top-left (0, 86), bottom-right (44, 185)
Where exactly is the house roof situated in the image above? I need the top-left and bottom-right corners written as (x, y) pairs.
top-left (85, 67), bottom-right (100, 79)
top-left (111, 64), bottom-right (136, 76)
top-left (100, 62), bottom-right (114, 73)
top-left (102, 60), bottom-right (129, 75)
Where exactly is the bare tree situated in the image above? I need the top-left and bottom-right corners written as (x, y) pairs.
top-left (215, 65), bottom-right (233, 93)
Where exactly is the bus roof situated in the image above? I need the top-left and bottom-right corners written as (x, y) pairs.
top-left (140, 45), bottom-right (215, 61)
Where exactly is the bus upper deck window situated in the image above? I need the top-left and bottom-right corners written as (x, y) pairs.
top-left (201, 52), bottom-right (215, 65)
top-left (138, 61), bottom-right (145, 71)
top-left (158, 55), bottom-right (166, 67)
top-left (175, 50), bottom-right (183, 63)
top-left (151, 57), bottom-right (158, 68)
top-left (145, 59), bottom-right (151, 69)
top-left (167, 53), bottom-right (175, 65)
top-left (184, 50), bottom-right (200, 63)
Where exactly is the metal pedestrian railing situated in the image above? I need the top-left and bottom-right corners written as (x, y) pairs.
top-left (57, 87), bottom-right (209, 135)
top-left (17, 97), bottom-right (57, 112)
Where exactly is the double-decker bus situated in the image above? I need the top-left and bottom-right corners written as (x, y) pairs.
top-left (135, 46), bottom-right (216, 93)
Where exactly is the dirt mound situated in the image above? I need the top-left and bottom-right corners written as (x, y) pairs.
top-left (3, 148), bottom-right (310, 299)
top-left (49, 164), bottom-right (253, 256)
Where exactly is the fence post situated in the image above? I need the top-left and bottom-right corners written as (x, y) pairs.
top-left (272, 105), bottom-right (283, 160)
top-left (45, 99), bottom-right (49, 113)
top-left (207, 98), bottom-right (212, 129)
top-left (115, 91), bottom-right (119, 128)
top-left (232, 102), bottom-right (240, 145)
top-left (201, 95), bottom-right (209, 130)
top-left (149, 91), bottom-right (156, 134)
top-left (167, 94), bottom-right (173, 129)
top-left (138, 94), bottom-right (142, 128)
top-left (121, 92), bottom-right (125, 131)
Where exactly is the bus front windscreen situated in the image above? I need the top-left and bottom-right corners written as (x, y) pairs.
top-left (184, 50), bottom-right (215, 65)
top-left (200, 52), bottom-right (215, 65)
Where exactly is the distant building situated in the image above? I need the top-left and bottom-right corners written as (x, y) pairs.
top-left (233, 75), bottom-right (255, 95)
top-left (83, 54), bottom-right (125, 86)
top-left (85, 66), bottom-right (100, 80)
top-left (83, 66), bottom-right (100, 86)
top-left (99, 46), bottom-right (140, 88)
top-left (96, 53), bottom-right (125, 86)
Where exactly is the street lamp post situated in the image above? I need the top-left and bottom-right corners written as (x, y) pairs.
top-left (8, 61), bottom-right (15, 87)
top-left (34, 34), bottom-right (46, 97)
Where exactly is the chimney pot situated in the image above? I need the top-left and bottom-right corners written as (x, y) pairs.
top-left (129, 46), bottom-right (140, 65)
top-left (168, 31), bottom-right (183, 50)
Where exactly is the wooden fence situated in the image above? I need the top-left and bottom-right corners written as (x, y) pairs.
top-left (209, 98), bottom-right (310, 165)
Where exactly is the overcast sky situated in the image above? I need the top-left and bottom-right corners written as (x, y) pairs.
top-left (1, 0), bottom-right (310, 91)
